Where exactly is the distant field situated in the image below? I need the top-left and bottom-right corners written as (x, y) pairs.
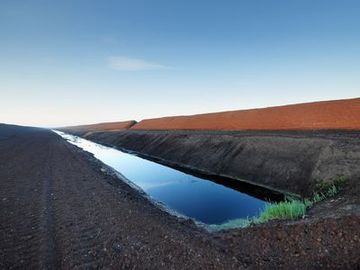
top-left (131, 98), bottom-right (360, 131)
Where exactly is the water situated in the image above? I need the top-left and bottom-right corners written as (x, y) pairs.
top-left (56, 131), bottom-right (269, 225)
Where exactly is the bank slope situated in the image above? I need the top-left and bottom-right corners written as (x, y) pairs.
top-left (131, 98), bottom-right (360, 131)
top-left (60, 120), bottom-right (137, 136)
top-left (59, 98), bottom-right (360, 196)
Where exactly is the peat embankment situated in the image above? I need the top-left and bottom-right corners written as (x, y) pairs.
top-left (70, 129), bottom-right (360, 197)
top-left (60, 120), bottom-right (137, 137)
top-left (60, 98), bottom-right (360, 196)
top-left (132, 98), bottom-right (360, 131)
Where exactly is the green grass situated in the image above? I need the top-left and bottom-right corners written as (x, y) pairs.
top-left (208, 200), bottom-right (306, 232)
top-left (258, 183), bottom-right (341, 222)
top-left (312, 184), bottom-right (338, 203)
top-left (209, 181), bottom-right (344, 232)
top-left (256, 200), bottom-right (306, 222)
top-left (326, 185), bottom-right (338, 197)
top-left (209, 200), bottom-right (307, 231)
top-left (312, 193), bottom-right (324, 203)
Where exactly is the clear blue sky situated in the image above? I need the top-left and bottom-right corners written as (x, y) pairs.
top-left (1, 0), bottom-right (359, 127)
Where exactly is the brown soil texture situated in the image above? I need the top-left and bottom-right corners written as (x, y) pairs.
top-left (61, 120), bottom-right (137, 136)
top-left (132, 98), bottom-right (360, 131)
top-left (1, 124), bottom-right (360, 269)
top-left (0, 124), bottom-right (239, 269)
top-left (78, 129), bottom-right (360, 196)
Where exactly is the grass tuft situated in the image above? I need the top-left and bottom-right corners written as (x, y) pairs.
top-left (209, 180), bottom-right (345, 232)
top-left (315, 176), bottom-right (346, 195)
top-left (257, 200), bottom-right (306, 222)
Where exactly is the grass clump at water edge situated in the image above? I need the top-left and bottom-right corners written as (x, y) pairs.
top-left (257, 200), bottom-right (307, 223)
top-left (209, 181), bottom-right (344, 232)
top-left (208, 200), bottom-right (307, 232)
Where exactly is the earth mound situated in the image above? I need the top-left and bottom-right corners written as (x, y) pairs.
top-left (61, 120), bottom-right (136, 136)
top-left (131, 98), bottom-right (360, 131)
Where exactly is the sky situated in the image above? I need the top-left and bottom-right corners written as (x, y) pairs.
top-left (0, 0), bottom-right (359, 127)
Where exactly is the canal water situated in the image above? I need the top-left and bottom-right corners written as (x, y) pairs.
top-left (55, 131), bottom-right (269, 225)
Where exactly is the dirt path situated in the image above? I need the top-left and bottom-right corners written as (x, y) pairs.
top-left (0, 124), bottom-right (359, 269)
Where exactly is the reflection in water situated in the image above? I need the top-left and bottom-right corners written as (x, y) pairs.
top-left (56, 131), bottom-right (267, 225)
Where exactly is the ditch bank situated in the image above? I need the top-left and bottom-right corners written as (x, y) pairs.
top-left (59, 129), bottom-right (360, 197)
top-left (2, 124), bottom-right (360, 269)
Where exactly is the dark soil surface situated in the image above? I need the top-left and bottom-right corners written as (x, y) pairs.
top-left (77, 129), bottom-right (360, 196)
top-left (1, 124), bottom-right (359, 269)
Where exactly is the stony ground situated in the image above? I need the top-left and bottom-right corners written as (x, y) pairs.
top-left (0, 124), bottom-right (359, 269)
